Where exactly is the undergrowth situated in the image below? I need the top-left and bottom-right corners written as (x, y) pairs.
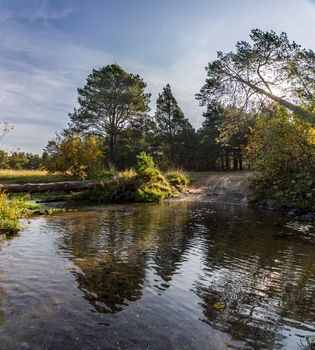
top-left (0, 192), bottom-right (66, 236)
top-left (81, 152), bottom-right (189, 203)
top-left (0, 192), bottom-right (40, 235)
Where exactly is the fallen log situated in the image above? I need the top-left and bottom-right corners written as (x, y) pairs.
top-left (0, 179), bottom-right (103, 193)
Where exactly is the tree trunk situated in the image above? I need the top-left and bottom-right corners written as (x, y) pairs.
top-left (225, 153), bottom-right (230, 171)
top-left (233, 153), bottom-right (238, 171)
top-left (235, 75), bottom-right (315, 123)
top-left (107, 133), bottom-right (116, 169)
top-left (221, 152), bottom-right (225, 170)
top-left (169, 134), bottom-right (174, 165)
top-left (239, 153), bottom-right (243, 171)
top-left (0, 180), bottom-right (102, 193)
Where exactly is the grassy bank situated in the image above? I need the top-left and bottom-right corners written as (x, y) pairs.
top-left (0, 191), bottom-right (66, 237)
top-left (0, 169), bottom-right (66, 184)
top-left (0, 192), bottom-right (40, 236)
top-left (80, 154), bottom-right (189, 203)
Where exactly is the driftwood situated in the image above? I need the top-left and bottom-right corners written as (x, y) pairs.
top-left (0, 179), bottom-right (102, 193)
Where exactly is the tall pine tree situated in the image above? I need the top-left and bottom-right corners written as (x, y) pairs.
top-left (68, 64), bottom-right (150, 167)
top-left (154, 84), bottom-right (194, 166)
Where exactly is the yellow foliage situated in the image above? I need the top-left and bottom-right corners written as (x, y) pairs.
top-left (44, 135), bottom-right (103, 180)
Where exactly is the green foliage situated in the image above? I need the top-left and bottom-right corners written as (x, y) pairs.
top-left (135, 152), bottom-right (160, 181)
top-left (165, 170), bottom-right (189, 190)
top-left (68, 64), bottom-right (151, 165)
top-left (43, 134), bottom-right (103, 180)
top-left (154, 84), bottom-right (195, 167)
top-left (82, 153), bottom-right (187, 203)
top-left (247, 108), bottom-right (315, 210)
top-left (135, 180), bottom-right (176, 202)
top-left (197, 102), bottom-right (226, 170)
top-left (0, 151), bottom-right (41, 170)
top-left (135, 152), bottom-right (178, 202)
top-left (197, 29), bottom-right (315, 123)
top-left (114, 114), bottom-right (156, 169)
top-left (0, 150), bottom-right (9, 168)
top-left (8, 152), bottom-right (29, 170)
top-left (0, 192), bottom-right (40, 235)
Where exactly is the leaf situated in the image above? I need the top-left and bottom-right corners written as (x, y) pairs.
top-left (213, 303), bottom-right (225, 310)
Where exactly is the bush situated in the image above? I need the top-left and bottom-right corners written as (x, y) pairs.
top-left (165, 170), bottom-right (189, 190)
top-left (82, 153), bottom-right (183, 203)
top-left (0, 192), bottom-right (39, 235)
top-left (246, 108), bottom-right (315, 211)
top-left (135, 152), bottom-right (160, 180)
top-left (43, 134), bottom-right (103, 180)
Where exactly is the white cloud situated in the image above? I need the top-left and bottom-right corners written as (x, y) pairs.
top-left (0, 0), bottom-right (315, 153)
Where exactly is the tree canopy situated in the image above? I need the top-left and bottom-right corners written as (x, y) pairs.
top-left (43, 134), bottom-right (103, 179)
top-left (196, 29), bottom-right (315, 122)
top-left (154, 84), bottom-right (193, 165)
top-left (69, 64), bottom-right (151, 166)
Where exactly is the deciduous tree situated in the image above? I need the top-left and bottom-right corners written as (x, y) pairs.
top-left (43, 135), bottom-right (103, 179)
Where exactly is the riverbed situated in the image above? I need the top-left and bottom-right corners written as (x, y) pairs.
top-left (0, 202), bottom-right (314, 349)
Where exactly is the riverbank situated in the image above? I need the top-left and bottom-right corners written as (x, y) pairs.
top-left (1, 169), bottom-right (314, 237)
top-left (182, 171), bottom-right (251, 205)
top-left (0, 191), bottom-right (66, 237)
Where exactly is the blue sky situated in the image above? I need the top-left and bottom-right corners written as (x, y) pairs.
top-left (0, 0), bottom-right (315, 153)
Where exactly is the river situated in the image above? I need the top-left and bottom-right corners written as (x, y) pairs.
top-left (0, 202), bottom-right (314, 349)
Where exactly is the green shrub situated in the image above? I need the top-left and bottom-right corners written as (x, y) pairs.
top-left (246, 108), bottom-right (315, 211)
top-left (165, 170), bottom-right (189, 190)
top-left (43, 134), bottom-right (104, 180)
top-left (82, 152), bottom-right (183, 203)
top-left (0, 192), bottom-right (40, 235)
top-left (135, 152), bottom-right (160, 181)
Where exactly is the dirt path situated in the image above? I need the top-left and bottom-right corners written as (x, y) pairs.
top-left (183, 172), bottom-right (250, 205)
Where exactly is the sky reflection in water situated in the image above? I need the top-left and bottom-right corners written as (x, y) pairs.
top-left (0, 202), bottom-right (314, 350)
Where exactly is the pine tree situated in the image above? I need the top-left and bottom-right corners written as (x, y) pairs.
top-left (68, 64), bottom-right (150, 167)
top-left (154, 84), bottom-right (193, 166)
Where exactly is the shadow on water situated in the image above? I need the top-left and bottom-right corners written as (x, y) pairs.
top-left (0, 201), bottom-right (314, 349)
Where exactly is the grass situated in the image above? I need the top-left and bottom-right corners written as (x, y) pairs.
top-left (80, 170), bottom-right (179, 203)
top-left (165, 170), bottom-right (190, 190)
top-left (0, 191), bottom-right (67, 237)
top-left (80, 154), bottom-right (190, 204)
top-left (0, 169), bottom-right (67, 184)
top-left (0, 192), bottom-right (40, 235)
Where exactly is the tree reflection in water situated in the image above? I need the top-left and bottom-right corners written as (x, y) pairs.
top-left (51, 203), bottom-right (315, 349)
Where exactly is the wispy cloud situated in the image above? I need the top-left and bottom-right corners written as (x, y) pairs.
top-left (0, 0), bottom-right (314, 153)
top-left (0, 0), bottom-right (75, 23)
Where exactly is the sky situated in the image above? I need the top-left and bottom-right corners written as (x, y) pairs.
top-left (0, 0), bottom-right (315, 153)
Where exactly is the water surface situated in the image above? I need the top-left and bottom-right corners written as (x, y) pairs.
top-left (0, 202), bottom-right (314, 349)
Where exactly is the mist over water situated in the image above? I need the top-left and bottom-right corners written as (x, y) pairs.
top-left (0, 202), bottom-right (314, 349)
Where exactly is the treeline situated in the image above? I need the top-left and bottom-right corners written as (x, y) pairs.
top-left (0, 151), bottom-right (42, 170)
top-left (43, 70), bottom-right (248, 177)
top-left (42, 28), bottom-right (315, 211)
top-left (1, 28), bottom-right (315, 211)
